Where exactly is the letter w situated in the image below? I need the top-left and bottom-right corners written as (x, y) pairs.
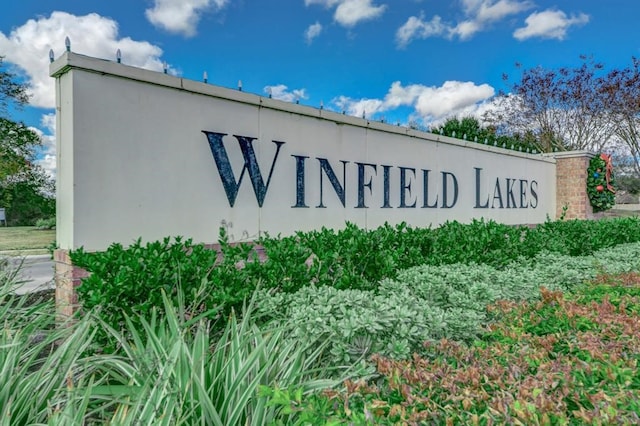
top-left (202, 131), bottom-right (285, 207)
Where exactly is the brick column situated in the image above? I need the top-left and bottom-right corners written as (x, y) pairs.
top-left (551, 151), bottom-right (602, 220)
top-left (54, 249), bottom-right (88, 320)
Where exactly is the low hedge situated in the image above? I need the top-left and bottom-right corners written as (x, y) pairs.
top-left (70, 217), bottom-right (640, 351)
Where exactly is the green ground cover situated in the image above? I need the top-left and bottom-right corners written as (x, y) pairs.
top-left (287, 275), bottom-right (640, 424)
top-left (0, 226), bottom-right (55, 255)
top-left (2, 218), bottom-right (640, 424)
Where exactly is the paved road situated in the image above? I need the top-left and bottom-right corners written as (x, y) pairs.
top-left (4, 255), bottom-right (55, 295)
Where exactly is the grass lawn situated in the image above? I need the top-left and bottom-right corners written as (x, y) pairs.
top-left (0, 226), bottom-right (55, 255)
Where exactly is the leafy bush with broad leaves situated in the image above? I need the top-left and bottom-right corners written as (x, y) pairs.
top-left (261, 221), bottom-right (436, 291)
top-left (255, 243), bottom-right (640, 366)
top-left (259, 217), bottom-right (640, 290)
top-left (256, 284), bottom-right (445, 364)
top-left (71, 229), bottom-right (267, 350)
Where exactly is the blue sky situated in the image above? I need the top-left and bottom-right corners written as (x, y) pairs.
top-left (1, 0), bottom-right (639, 176)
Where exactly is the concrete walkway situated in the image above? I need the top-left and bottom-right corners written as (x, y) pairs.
top-left (3, 255), bottom-right (54, 295)
top-left (613, 204), bottom-right (640, 211)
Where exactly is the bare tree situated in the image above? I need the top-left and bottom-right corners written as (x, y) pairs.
top-left (602, 57), bottom-right (640, 175)
top-left (484, 56), bottom-right (617, 153)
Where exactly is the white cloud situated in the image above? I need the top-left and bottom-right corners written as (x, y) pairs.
top-left (513, 9), bottom-right (589, 40)
top-left (334, 96), bottom-right (384, 118)
top-left (396, 14), bottom-right (446, 48)
top-left (305, 22), bottom-right (323, 43)
top-left (412, 81), bottom-right (495, 120)
top-left (462, 0), bottom-right (532, 23)
top-left (264, 84), bottom-right (308, 102)
top-left (145, 0), bottom-right (228, 37)
top-left (0, 11), bottom-right (168, 109)
top-left (396, 0), bottom-right (532, 46)
top-left (334, 0), bottom-right (387, 27)
top-left (332, 80), bottom-right (495, 124)
top-left (305, 0), bottom-right (387, 27)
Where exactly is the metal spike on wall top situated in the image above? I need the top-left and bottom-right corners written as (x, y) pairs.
top-left (203, 71), bottom-right (208, 84)
top-left (116, 49), bottom-right (121, 63)
top-left (49, 49), bottom-right (55, 63)
top-left (65, 36), bottom-right (71, 52)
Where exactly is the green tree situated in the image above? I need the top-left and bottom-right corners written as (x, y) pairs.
top-left (0, 56), bottom-right (29, 113)
top-left (430, 116), bottom-right (486, 139)
top-left (429, 116), bottom-right (538, 152)
top-left (0, 55), bottom-right (55, 225)
top-left (0, 118), bottom-right (41, 181)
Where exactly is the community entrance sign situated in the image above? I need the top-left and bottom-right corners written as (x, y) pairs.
top-left (50, 52), bottom-right (556, 252)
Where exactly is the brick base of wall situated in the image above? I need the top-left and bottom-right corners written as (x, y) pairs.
top-left (54, 249), bottom-right (88, 321)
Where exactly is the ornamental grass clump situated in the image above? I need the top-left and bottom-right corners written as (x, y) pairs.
top-left (0, 259), bottom-right (107, 425)
top-left (1, 259), bottom-right (357, 424)
top-left (59, 290), bottom-right (356, 425)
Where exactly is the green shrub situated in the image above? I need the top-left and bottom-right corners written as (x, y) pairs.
top-left (71, 236), bottom-right (220, 350)
top-left (256, 284), bottom-right (445, 364)
top-left (256, 243), bottom-right (640, 366)
top-left (258, 217), bottom-right (640, 292)
top-left (34, 217), bottom-right (56, 230)
top-left (72, 217), bottom-right (640, 352)
top-left (258, 222), bottom-right (434, 292)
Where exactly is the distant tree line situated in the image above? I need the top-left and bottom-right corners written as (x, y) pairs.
top-left (0, 56), bottom-right (55, 225)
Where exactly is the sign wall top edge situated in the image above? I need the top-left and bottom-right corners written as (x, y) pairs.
top-left (49, 51), bottom-right (555, 164)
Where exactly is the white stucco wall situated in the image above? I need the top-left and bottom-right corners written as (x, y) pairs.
top-left (51, 52), bottom-right (556, 251)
